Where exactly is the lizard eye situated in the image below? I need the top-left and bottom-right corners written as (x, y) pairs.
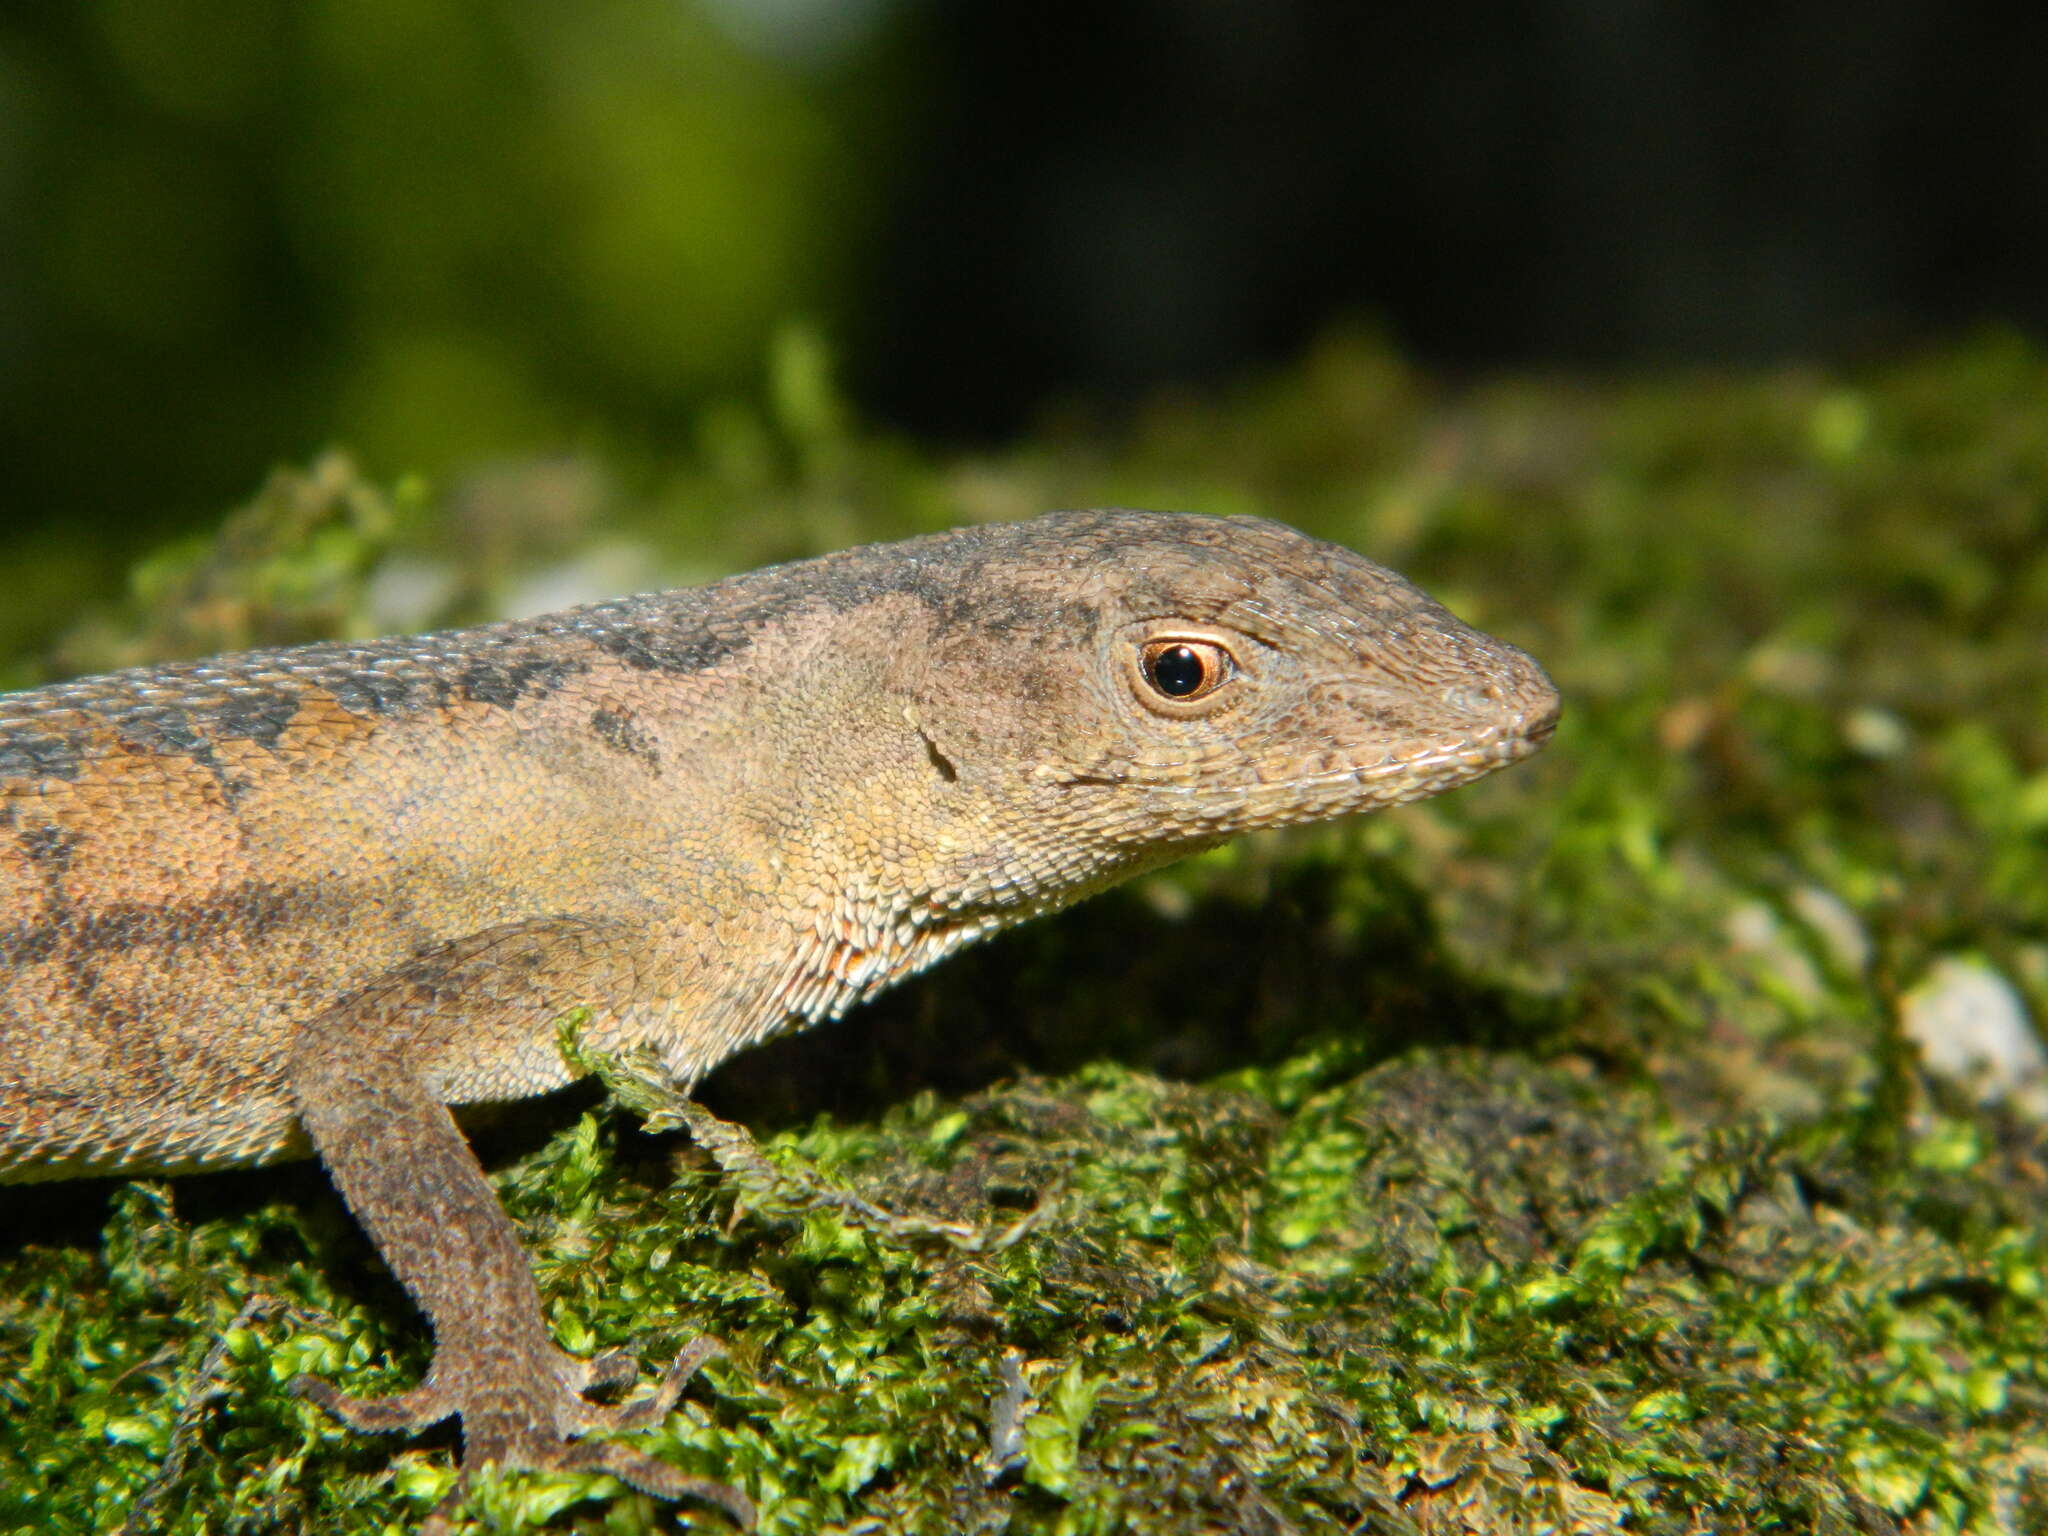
top-left (1139, 638), bottom-right (1233, 702)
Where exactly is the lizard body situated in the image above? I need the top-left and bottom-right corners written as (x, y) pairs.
top-left (0, 509), bottom-right (1558, 1519)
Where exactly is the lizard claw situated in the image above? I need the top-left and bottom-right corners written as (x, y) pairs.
top-left (299, 1336), bottom-right (750, 1528)
top-left (417, 1447), bottom-right (755, 1536)
top-left (578, 1335), bottom-right (728, 1433)
top-left (563, 1438), bottom-right (758, 1525)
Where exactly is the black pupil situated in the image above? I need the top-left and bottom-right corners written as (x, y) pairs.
top-left (1151, 645), bottom-right (1207, 697)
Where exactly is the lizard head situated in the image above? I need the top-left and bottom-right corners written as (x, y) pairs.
top-left (904, 509), bottom-right (1559, 906)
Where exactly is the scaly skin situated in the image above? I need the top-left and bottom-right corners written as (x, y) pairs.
top-left (0, 509), bottom-right (1559, 1524)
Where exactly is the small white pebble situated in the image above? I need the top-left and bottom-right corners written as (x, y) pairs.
top-left (1724, 901), bottom-right (1776, 952)
top-left (1745, 643), bottom-right (1832, 697)
top-left (363, 557), bottom-right (458, 632)
top-left (1725, 900), bottom-right (1824, 1007)
top-left (1901, 956), bottom-right (2047, 1104)
top-left (1843, 706), bottom-right (1910, 759)
top-left (500, 541), bottom-right (661, 620)
top-left (1790, 885), bottom-right (1871, 975)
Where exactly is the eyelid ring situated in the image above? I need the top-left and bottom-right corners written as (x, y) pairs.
top-left (1125, 624), bottom-right (1247, 716)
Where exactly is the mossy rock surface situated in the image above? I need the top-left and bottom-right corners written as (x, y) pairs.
top-left (3, 335), bottom-right (2045, 1533)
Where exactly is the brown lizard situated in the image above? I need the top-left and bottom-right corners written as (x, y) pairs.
top-left (0, 509), bottom-right (1558, 1524)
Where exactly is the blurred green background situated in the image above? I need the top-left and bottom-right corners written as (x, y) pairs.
top-left (0, 0), bottom-right (901, 629)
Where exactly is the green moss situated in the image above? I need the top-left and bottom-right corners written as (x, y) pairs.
top-left (4, 335), bottom-right (2046, 1532)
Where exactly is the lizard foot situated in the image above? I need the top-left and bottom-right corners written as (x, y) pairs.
top-left (417, 1434), bottom-right (758, 1536)
top-left (293, 1336), bottom-right (753, 1528)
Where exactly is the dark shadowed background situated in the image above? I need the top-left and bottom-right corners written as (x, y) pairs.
top-left (3, 0), bottom-right (2044, 580)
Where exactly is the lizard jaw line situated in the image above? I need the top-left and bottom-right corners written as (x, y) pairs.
top-left (1053, 718), bottom-right (1552, 801)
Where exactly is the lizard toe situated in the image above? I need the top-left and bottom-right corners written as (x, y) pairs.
top-left (560, 1439), bottom-right (757, 1528)
top-left (575, 1348), bottom-right (639, 1396)
top-left (289, 1373), bottom-right (456, 1433)
top-left (579, 1335), bottom-right (728, 1434)
top-left (418, 1441), bottom-right (754, 1536)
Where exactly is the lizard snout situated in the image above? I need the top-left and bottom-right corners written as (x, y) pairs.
top-left (1430, 641), bottom-right (1560, 754)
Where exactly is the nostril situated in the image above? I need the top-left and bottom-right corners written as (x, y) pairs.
top-left (1440, 683), bottom-right (1506, 715)
top-left (1443, 666), bottom-right (1561, 733)
top-left (1520, 679), bottom-right (1563, 744)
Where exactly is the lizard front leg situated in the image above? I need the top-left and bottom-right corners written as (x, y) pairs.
top-left (283, 918), bottom-right (754, 1526)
